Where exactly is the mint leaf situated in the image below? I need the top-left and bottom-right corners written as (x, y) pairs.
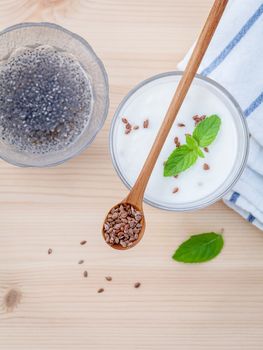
top-left (164, 145), bottom-right (198, 177)
top-left (193, 115), bottom-right (221, 147)
top-left (185, 134), bottom-right (198, 150)
top-left (186, 134), bottom-right (204, 158)
top-left (196, 147), bottom-right (205, 158)
top-left (172, 232), bottom-right (224, 263)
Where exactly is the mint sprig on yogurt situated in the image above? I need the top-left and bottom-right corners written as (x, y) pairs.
top-left (164, 115), bottom-right (221, 177)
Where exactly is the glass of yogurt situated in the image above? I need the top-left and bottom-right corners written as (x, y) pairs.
top-left (110, 72), bottom-right (249, 211)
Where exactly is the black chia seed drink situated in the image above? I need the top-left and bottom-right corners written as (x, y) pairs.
top-left (0, 45), bottom-right (93, 154)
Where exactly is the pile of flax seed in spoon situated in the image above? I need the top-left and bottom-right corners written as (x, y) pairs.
top-left (103, 204), bottom-right (143, 248)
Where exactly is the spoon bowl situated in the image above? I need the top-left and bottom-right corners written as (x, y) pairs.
top-left (102, 201), bottom-right (146, 250)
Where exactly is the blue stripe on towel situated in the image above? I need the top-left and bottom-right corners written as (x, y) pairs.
top-left (230, 191), bottom-right (240, 203)
top-left (244, 91), bottom-right (263, 117)
top-left (201, 4), bottom-right (263, 76)
top-left (247, 214), bottom-right (255, 223)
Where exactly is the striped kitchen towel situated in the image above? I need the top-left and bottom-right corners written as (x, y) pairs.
top-left (178, 0), bottom-right (263, 230)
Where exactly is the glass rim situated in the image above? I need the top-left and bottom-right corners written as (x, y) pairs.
top-left (0, 22), bottom-right (109, 167)
top-left (109, 71), bottom-right (249, 212)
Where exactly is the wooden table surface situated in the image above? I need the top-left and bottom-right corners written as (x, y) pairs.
top-left (0, 1), bottom-right (263, 349)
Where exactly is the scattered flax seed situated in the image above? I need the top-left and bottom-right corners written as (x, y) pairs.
top-left (122, 117), bottom-right (128, 124)
top-left (103, 203), bottom-right (143, 248)
top-left (193, 114), bottom-right (206, 125)
top-left (134, 282), bottom-right (141, 288)
top-left (105, 276), bottom-right (112, 281)
top-left (97, 288), bottom-right (104, 293)
top-left (203, 163), bottom-right (210, 170)
top-left (174, 136), bottom-right (180, 148)
top-left (80, 240), bottom-right (87, 245)
top-left (125, 123), bottom-right (132, 130)
top-left (125, 129), bottom-right (131, 135)
top-left (83, 271), bottom-right (88, 278)
top-left (204, 147), bottom-right (209, 153)
top-left (173, 187), bottom-right (179, 194)
top-left (48, 248), bottom-right (52, 255)
top-left (174, 175), bottom-right (179, 179)
top-left (177, 123), bottom-right (185, 127)
top-left (78, 260), bottom-right (84, 264)
top-left (143, 119), bottom-right (149, 128)
top-left (133, 125), bottom-right (139, 130)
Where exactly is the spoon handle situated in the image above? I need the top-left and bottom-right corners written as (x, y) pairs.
top-left (126, 0), bottom-right (228, 205)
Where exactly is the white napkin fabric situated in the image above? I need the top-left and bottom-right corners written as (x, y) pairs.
top-left (178, 0), bottom-right (263, 230)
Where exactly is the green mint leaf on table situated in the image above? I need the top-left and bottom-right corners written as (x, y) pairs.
top-left (172, 232), bottom-right (224, 263)
top-left (163, 145), bottom-right (198, 177)
top-left (193, 115), bottom-right (221, 147)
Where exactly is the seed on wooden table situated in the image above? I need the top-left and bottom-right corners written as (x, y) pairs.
top-left (105, 276), bottom-right (112, 281)
top-left (48, 248), bottom-right (52, 255)
top-left (78, 260), bottom-right (84, 264)
top-left (173, 187), bottom-right (179, 194)
top-left (134, 282), bottom-right (141, 288)
top-left (97, 288), bottom-right (104, 293)
top-left (143, 119), bottom-right (149, 128)
top-left (203, 163), bottom-right (210, 170)
top-left (122, 117), bottom-right (128, 124)
top-left (83, 271), bottom-right (88, 278)
top-left (80, 240), bottom-right (87, 245)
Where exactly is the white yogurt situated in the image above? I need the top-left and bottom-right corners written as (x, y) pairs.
top-left (111, 73), bottom-right (247, 210)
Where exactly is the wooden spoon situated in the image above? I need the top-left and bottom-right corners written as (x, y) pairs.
top-left (103, 0), bottom-right (229, 250)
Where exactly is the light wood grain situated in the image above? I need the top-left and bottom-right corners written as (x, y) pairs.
top-left (0, 1), bottom-right (262, 349)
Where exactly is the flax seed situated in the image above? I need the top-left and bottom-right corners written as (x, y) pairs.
top-left (203, 163), bottom-right (210, 170)
top-left (143, 119), bottom-right (149, 128)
